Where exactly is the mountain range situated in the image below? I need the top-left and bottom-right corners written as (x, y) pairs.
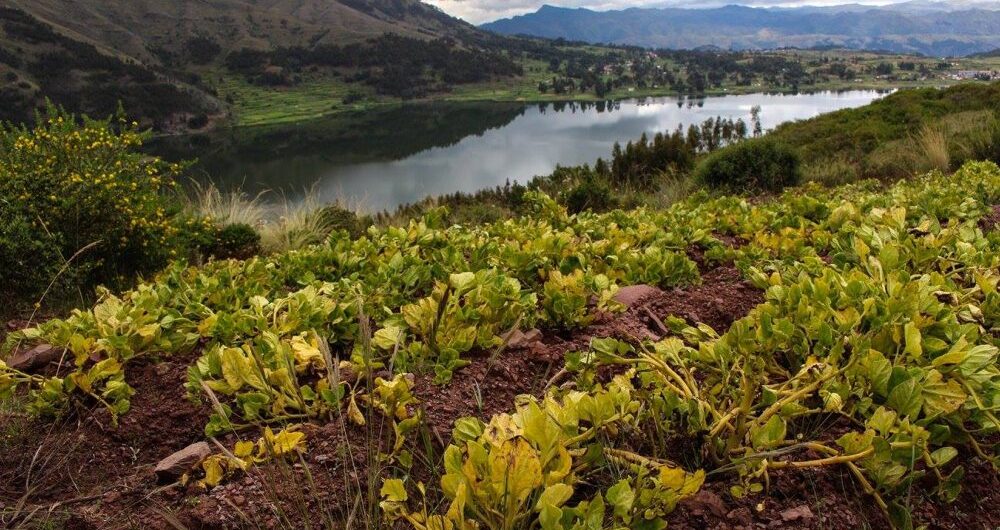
top-left (481, 3), bottom-right (1000, 57)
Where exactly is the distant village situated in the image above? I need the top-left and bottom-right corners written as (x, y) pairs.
top-left (951, 69), bottom-right (1000, 81)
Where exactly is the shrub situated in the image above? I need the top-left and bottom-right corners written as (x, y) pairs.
top-left (317, 204), bottom-right (366, 238)
top-left (0, 107), bottom-right (184, 305)
top-left (694, 137), bottom-right (802, 194)
top-left (564, 174), bottom-right (616, 214)
top-left (209, 223), bottom-right (261, 260)
top-left (0, 208), bottom-right (68, 304)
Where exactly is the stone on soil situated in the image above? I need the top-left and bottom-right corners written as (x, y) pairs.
top-left (780, 505), bottom-right (814, 522)
top-left (613, 284), bottom-right (663, 307)
top-left (505, 328), bottom-right (542, 349)
top-left (154, 442), bottom-right (212, 482)
top-left (7, 344), bottom-right (62, 372)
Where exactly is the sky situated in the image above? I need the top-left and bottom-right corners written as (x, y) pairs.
top-left (423, 0), bottom-right (916, 24)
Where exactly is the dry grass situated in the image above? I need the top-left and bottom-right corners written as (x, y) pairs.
top-left (184, 181), bottom-right (268, 228)
top-left (804, 156), bottom-right (859, 187)
top-left (916, 125), bottom-right (951, 173)
top-left (258, 191), bottom-right (338, 254)
top-left (184, 182), bottom-right (361, 254)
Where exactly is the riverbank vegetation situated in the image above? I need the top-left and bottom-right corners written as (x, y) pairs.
top-left (4, 83), bottom-right (998, 317)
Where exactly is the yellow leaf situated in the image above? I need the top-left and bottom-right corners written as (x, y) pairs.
top-left (220, 347), bottom-right (265, 391)
top-left (260, 427), bottom-right (306, 457)
top-left (234, 440), bottom-right (255, 459)
top-left (347, 395), bottom-right (366, 426)
top-left (658, 465), bottom-right (688, 490)
top-left (200, 456), bottom-right (226, 488)
top-left (488, 439), bottom-right (542, 505)
top-left (289, 333), bottom-right (325, 374)
top-left (380, 478), bottom-right (409, 502)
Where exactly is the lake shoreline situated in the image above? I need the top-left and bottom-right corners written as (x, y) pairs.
top-left (173, 79), bottom-right (954, 133)
top-left (152, 90), bottom-right (886, 213)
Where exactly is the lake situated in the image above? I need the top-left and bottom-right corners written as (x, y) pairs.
top-left (153, 90), bottom-right (887, 212)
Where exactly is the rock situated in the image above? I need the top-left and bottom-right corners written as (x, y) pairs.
top-left (154, 442), bottom-right (212, 483)
top-left (505, 328), bottom-right (542, 349)
top-left (780, 505), bottom-right (814, 522)
top-left (681, 490), bottom-right (727, 518)
top-left (613, 285), bottom-right (663, 307)
top-left (7, 344), bottom-right (63, 372)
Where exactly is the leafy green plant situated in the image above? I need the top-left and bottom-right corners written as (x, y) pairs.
top-left (399, 271), bottom-right (536, 382)
top-left (208, 222), bottom-right (262, 260)
top-left (0, 107), bottom-right (187, 301)
top-left (382, 382), bottom-right (704, 530)
top-left (541, 270), bottom-right (621, 329)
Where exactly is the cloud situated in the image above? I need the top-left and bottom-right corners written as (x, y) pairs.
top-left (425, 0), bottom-right (910, 24)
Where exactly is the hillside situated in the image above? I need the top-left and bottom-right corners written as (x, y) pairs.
top-left (482, 4), bottom-right (1000, 57)
top-left (0, 6), bottom-right (222, 128)
top-left (4, 0), bottom-right (473, 64)
top-left (0, 0), bottom-right (489, 129)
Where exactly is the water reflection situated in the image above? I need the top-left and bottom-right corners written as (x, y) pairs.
top-left (153, 91), bottom-right (886, 212)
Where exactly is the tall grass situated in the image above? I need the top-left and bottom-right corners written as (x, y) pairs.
top-left (915, 125), bottom-right (950, 173)
top-left (259, 191), bottom-right (339, 254)
top-left (184, 181), bottom-right (268, 228)
top-left (184, 182), bottom-right (356, 254)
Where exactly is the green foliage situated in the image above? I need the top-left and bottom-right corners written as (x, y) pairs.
top-left (563, 174), bottom-right (616, 214)
top-left (541, 270), bottom-right (621, 329)
top-left (0, 207), bottom-right (68, 302)
top-left (317, 204), bottom-right (368, 238)
top-left (381, 384), bottom-right (705, 530)
top-left (4, 161), bottom-right (1000, 530)
top-left (0, 107), bottom-right (187, 305)
top-left (769, 82), bottom-right (1000, 182)
top-left (209, 223), bottom-right (262, 260)
top-left (694, 137), bottom-right (802, 194)
top-left (399, 271), bottom-right (537, 382)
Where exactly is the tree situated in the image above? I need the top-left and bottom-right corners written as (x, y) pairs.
top-left (751, 105), bottom-right (763, 137)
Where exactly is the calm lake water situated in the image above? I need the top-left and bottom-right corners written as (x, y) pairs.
top-left (153, 90), bottom-right (886, 212)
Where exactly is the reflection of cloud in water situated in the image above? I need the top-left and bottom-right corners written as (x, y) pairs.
top-left (204, 91), bottom-right (887, 212)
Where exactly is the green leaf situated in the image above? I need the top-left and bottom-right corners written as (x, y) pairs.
top-left (449, 272), bottom-right (476, 295)
top-left (929, 447), bottom-right (958, 467)
top-left (605, 480), bottom-right (634, 518)
top-left (921, 371), bottom-right (966, 417)
top-left (452, 417), bottom-right (485, 444)
top-left (751, 415), bottom-right (787, 450)
top-left (886, 377), bottom-right (923, 419)
top-left (887, 500), bottom-right (913, 530)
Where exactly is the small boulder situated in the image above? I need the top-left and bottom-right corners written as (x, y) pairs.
top-left (154, 442), bottom-right (212, 483)
top-left (613, 285), bottom-right (663, 307)
top-left (7, 344), bottom-right (63, 372)
top-left (681, 490), bottom-right (727, 518)
top-left (505, 328), bottom-right (542, 349)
